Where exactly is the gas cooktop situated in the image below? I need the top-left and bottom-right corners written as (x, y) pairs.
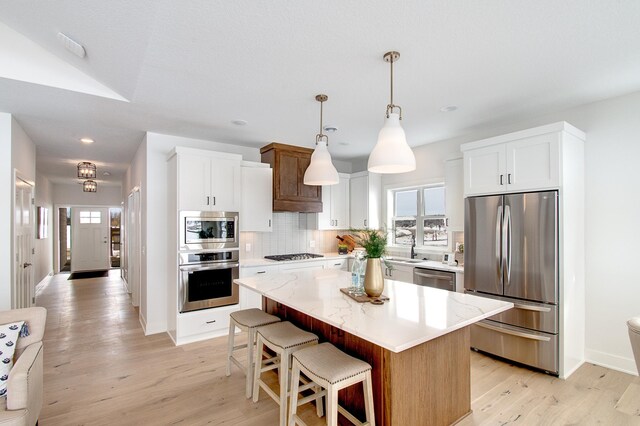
top-left (264, 253), bottom-right (324, 262)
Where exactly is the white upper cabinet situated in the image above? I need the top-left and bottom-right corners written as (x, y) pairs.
top-left (444, 158), bottom-right (464, 232)
top-left (461, 122), bottom-right (578, 197)
top-left (240, 163), bottom-right (273, 232)
top-left (349, 172), bottom-right (382, 229)
top-left (175, 148), bottom-right (242, 212)
top-left (315, 174), bottom-right (350, 230)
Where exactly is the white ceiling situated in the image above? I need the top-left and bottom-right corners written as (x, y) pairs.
top-left (1, 0), bottom-right (639, 186)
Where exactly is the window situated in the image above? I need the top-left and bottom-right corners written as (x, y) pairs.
top-left (391, 184), bottom-right (447, 247)
top-left (79, 211), bottom-right (101, 224)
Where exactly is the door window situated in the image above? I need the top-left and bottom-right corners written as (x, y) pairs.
top-left (79, 211), bottom-right (102, 224)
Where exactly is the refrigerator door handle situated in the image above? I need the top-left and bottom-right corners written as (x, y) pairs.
top-left (503, 204), bottom-right (512, 286)
top-left (513, 302), bottom-right (553, 312)
top-left (496, 205), bottom-right (503, 282)
top-left (476, 321), bottom-right (551, 342)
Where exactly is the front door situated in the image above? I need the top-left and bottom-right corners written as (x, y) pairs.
top-left (14, 177), bottom-right (34, 308)
top-left (71, 207), bottom-right (110, 272)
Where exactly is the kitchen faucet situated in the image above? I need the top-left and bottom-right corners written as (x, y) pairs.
top-left (410, 235), bottom-right (416, 259)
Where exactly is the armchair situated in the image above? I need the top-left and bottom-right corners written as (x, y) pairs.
top-left (0, 307), bottom-right (46, 426)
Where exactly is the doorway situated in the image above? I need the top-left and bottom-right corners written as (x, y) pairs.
top-left (58, 207), bottom-right (71, 272)
top-left (109, 208), bottom-right (121, 268)
top-left (14, 176), bottom-right (34, 309)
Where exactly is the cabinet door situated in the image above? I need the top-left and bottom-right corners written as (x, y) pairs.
top-left (178, 154), bottom-right (211, 211)
top-left (506, 134), bottom-right (560, 191)
top-left (240, 167), bottom-right (273, 232)
top-left (316, 184), bottom-right (333, 229)
top-left (331, 176), bottom-right (350, 229)
top-left (389, 265), bottom-right (414, 283)
top-left (445, 158), bottom-right (464, 231)
top-left (211, 158), bottom-right (241, 212)
top-left (350, 175), bottom-right (368, 228)
top-left (464, 145), bottom-right (506, 196)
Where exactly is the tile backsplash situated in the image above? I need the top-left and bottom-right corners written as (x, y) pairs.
top-left (240, 212), bottom-right (348, 259)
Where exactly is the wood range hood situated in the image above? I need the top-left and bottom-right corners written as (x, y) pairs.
top-left (260, 142), bottom-right (323, 212)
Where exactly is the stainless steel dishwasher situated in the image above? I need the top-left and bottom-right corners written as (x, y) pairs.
top-left (413, 267), bottom-right (456, 291)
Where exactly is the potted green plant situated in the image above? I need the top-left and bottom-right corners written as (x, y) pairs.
top-left (350, 228), bottom-right (387, 297)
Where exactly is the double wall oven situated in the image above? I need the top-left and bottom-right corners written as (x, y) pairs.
top-left (178, 211), bottom-right (240, 313)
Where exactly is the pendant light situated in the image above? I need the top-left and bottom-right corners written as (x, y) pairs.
top-left (77, 161), bottom-right (97, 179)
top-left (303, 94), bottom-right (339, 185)
top-left (83, 180), bottom-right (97, 192)
top-left (368, 51), bottom-right (416, 174)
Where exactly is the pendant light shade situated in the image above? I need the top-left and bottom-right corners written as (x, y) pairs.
top-left (368, 113), bottom-right (415, 173)
top-left (304, 140), bottom-right (339, 185)
top-left (368, 51), bottom-right (416, 174)
top-left (303, 94), bottom-right (339, 186)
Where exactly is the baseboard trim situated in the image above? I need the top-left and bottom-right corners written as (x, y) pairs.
top-left (174, 328), bottom-right (228, 346)
top-left (585, 348), bottom-right (638, 376)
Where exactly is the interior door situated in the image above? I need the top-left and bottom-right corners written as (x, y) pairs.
top-left (71, 207), bottom-right (110, 272)
top-left (464, 195), bottom-right (503, 295)
top-left (127, 190), bottom-right (141, 306)
top-left (14, 177), bottom-right (34, 309)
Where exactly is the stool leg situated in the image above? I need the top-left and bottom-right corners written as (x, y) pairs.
top-left (279, 349), bottom-right (290, 426)
top-left (326, 384), bottom-right (339, 426)
top-left (226, 320), bottom-right (235, 376)
top-left (315, 384), bottom-right (324, 418)
top-left (245, 327), bottom-right (255, 399)
top-left (288, 360), bottom-right (301, 426)
top-left (252, 336), bottom-right (264, 403)
top-left (363, 370), bottom-right (375, 426)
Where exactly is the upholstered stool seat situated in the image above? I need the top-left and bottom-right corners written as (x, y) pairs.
top-left (253, 321), bottom-right (319, 426)
top-left (226, 308), bottom-right (281, 398)
top-left (628, 317), bottom-right (640, 374)
top-left (289, 342), bottom-right (375, 426)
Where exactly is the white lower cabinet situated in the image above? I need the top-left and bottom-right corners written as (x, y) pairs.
top-left (385, 262), bottom-right (414, 283)
top-left (239, 265), bottom-right (280, 308)
top-left (325, 258), bottom-right (349, 270)
top-left (176, 304), bottom-right (238, 345)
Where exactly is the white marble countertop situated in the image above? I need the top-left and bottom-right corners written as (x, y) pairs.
top-left (235, 269), bottom-right (512, 353)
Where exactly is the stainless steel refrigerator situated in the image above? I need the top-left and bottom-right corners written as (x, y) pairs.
top-left (464, 191), bottom-right (559, 375)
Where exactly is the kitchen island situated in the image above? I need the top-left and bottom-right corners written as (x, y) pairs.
top-left (235, 269), bottom-right (512, 425)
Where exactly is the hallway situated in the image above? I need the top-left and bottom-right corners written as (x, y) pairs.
top-left (36, 270), bottom-right (285, 425)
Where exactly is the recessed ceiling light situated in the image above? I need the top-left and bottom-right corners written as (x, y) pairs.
top-left (80, 137), bottom-right (94, 144)
top-left (231, 119), bottom-right (248, 126)
top-left (440, 105), bottom-right (458, 112)
top-left (323, 125), bottom-right (338, 133)
top-left (102, 171), bottom-right (111, 176)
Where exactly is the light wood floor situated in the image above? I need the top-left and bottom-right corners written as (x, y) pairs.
top-left (35, 271), bottom-right (640, 425)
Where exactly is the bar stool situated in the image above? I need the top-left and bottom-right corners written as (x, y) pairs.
top-left (226, 308), bottom-right (281, 398)
top-left (253, 321), bottom-right (319, 426)
top-left (288, 342), bottom-right (375, 426)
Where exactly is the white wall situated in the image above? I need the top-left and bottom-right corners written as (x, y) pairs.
top-left (52, 182), bottom-right (122, 206)
top-left (367, 90), bottom-right (640, 374)
top-left (34, 173), bottom-right (54, 284)
top-left (0, 113), bottom-right (12, 309)
top-left (0, 115), bottom-right (36, 310)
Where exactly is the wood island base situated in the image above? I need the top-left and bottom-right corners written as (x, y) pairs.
top-left (264, 298), bottom-right (471, 426)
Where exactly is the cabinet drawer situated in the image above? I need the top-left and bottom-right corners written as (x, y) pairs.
top-left (471, 320), bottom-right (558, 374)
top-left (177, 305), bottom-right (237, 336)
top-left (326, 258), bottom-right (348, 270)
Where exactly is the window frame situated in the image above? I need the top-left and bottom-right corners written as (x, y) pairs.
top-left (387, 182), bottom-right (448, 250)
